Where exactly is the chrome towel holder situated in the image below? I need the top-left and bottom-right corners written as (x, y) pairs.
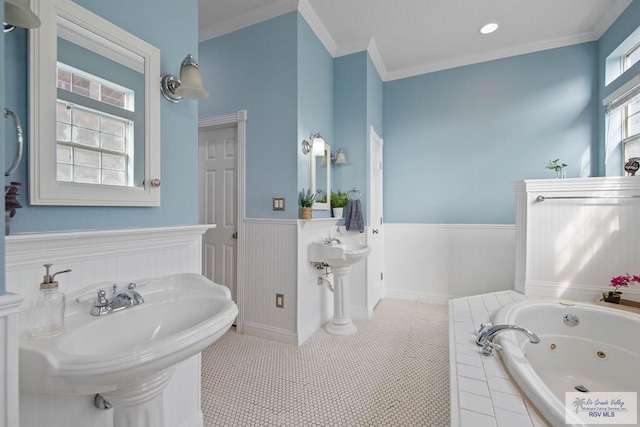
top-left (4, 108), bottom-right (24, 177)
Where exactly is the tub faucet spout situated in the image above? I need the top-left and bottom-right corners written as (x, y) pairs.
top-left (476, 323), bottom-right (540, 356)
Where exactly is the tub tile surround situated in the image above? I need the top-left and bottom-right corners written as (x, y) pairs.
top-left (450, 291), bottom-right (551, 427)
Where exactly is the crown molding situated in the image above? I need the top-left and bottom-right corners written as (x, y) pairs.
top-left (592, 0), bottom-right (632, 39)
top-left (199, 0), bottom-right (298, 42)
top-left (385, 31), bottom-right (598, 82)
top-left (298, 0), bottom-right (337, 55)
top-left (366, 38), bottom-right (388, 81)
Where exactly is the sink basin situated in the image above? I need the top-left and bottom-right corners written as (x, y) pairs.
top-left (20, 273), bottom-right (238, 395)
top-left (308, 241), bottom-right (371, 268)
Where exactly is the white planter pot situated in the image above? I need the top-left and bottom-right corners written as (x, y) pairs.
top-left (332, 207), bottom-right (344, 218)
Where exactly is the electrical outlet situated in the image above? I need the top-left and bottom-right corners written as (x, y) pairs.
top-left (276, 293), bottom-right (284, 308)
top-left (273, 197), bottom-right (285, 211)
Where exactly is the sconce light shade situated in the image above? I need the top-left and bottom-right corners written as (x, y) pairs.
top-left (311, 133), bottom-right (325, 156)
top-left (4, 0), bottom-right (41, 30)
top-left (334, 147), bottom-right (348, 165)
top-left (301, 132), bottom-right (326, 156)
top-left (160, 54), bottom-right (208, 103)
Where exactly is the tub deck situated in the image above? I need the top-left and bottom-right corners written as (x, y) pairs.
top-left (449, 290), bottom-right (550, 427)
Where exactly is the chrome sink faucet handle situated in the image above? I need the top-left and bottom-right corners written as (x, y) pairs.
top-left (324, 237), bottom-right (341, 245)
top-left (96, 290), bottom-right (108, 306)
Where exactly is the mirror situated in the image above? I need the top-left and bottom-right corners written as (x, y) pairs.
top-left (311, 144), bottom-right (331, 210)
top-left (29, 0), bottom-right (161, 206)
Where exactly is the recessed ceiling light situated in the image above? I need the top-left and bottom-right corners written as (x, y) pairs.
top-left (480, 23), bottom-right (499, 34)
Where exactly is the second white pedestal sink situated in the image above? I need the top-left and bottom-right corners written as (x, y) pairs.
top-left (309, 241), bottom-right (371, 335)
top-left (20, 273), bottom-right (237, 427)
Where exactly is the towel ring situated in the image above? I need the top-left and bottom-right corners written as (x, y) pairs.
top-left (348, 188), bottom-right (361, 200)
top-left (4, 108), bottom-right (24, 177)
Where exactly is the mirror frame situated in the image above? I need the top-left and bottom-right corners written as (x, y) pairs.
top-left (310, 143), bottom-right (331, 210)
top-left (29, 0), bottom-right (161, 206)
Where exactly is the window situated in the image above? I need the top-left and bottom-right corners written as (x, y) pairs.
top-left (623, 94), bottom-right (640, 161)
top-left (624, 42), bottom-right (640, 72)
top-left (56, 63), bottom-right (134, 186)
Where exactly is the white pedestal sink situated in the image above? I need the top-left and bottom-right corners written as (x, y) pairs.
top-left (308, 241), bottom-right (371, 335)
top-left (19, 273), bottom-right (238, 427)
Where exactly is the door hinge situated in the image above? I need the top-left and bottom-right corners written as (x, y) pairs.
top-left (380, 272), bottom-right (383, 280)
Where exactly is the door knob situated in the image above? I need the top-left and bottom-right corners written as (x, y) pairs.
top-left (372, 229), bottom-right (379, 234)
top-left (232, 232), bottom-right (238, 239)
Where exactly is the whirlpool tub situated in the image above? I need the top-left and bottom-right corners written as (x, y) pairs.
top-left (493, 300), bottom-right (640, 426)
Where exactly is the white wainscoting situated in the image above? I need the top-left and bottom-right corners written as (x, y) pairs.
top-left (0, 293), bottom-right (23, 427)
top-left (244, 218), bottom-right (371, 345)
top-left (384, 224), bottom-right (516, 303)
top-left (243, 219), bottom-right (299, 344)
top-left (4, 225), bottom-right (211, 427)
top-left (515, 177), bottom-right (640, 302)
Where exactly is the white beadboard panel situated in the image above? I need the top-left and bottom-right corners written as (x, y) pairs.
top-left (515, 178), bottom-right (640, 302)
top-left (5, 225), bottom-right (211, 427)
top-left (5, 225), bottom-right (210, 310)
top-left (385, 224), bottom-right (516, 302)
top-left (243, 220), bottom-right (298, 336)
top-left (0, 294), bottom-right (24, 427)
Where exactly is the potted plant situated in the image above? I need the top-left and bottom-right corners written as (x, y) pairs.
top-left (330, 191), bottom-right (348, 218)
top-left (545, 158), bottom-right (568, 179)
top-left (603, 274), bottom-right (640, 303)
top-left (299, 189), bottom-right (315, 219)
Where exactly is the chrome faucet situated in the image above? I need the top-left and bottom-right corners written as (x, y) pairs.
top-left (90, 283), bottom-right (144, 316)
top-left (476, 323), bottom-right (540, 356)
top-left (324, 237), bottom-right (342, 245)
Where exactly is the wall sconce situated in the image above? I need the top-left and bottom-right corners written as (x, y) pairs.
top-left (301, 133), bottom-right (325, 156)
top-left (160, 54), bottom-right (209, 103)
top-left (4, 0), bottom-right (41, 33)
top-left (332, 147), bottom-right (348, 165)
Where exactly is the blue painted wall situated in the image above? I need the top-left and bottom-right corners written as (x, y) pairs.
top-left (332, 52), bottom-right (384, 224)
top-left (297, 14), bottom-right (334, 218)
top-left (198, 13), bottom-right (298, 219)
top-left (598, 0), bottom-right (640, 176)
top-left (383, 43), bottom-right (599, 224)
top-left (3, 0), bottom-right (199, 233)
top-left (334, 53), bottom-right (368, 217)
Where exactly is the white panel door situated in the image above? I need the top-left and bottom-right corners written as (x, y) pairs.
top-left (198, 126), bottom-right (238, 302)
top-left (368, 127), bottom-right (385, 309)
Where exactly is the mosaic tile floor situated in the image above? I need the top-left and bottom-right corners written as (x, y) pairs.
top-left (201, 298), bottom-right (449, 426)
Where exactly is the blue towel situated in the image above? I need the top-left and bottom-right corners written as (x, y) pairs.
top-left (344, 199), bottom-right (364, 232)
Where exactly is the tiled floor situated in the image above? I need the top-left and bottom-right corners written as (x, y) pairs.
top-left (201, 298), bottom-right (450, 426)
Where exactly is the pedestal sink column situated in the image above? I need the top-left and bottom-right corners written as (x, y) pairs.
top-left (325, 266), bottom-right (357, 335)
top-left (101, 367), bottom-right (175, 427)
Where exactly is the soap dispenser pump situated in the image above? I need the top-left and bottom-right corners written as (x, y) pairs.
top-left (28, 263), bottom-right (72, 340)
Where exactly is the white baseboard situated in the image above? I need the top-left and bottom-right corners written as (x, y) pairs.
top-left (244, 322), bottom-right (298, 345)
top-left (385, 288), bottom-right (451, 305)
top-left (179, 411), bottom-right (203, 427)
top-left (350, 305), bottom-right (372, 319)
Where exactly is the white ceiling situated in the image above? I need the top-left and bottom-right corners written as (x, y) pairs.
top-left (198, 0), bottom-right (632, 81)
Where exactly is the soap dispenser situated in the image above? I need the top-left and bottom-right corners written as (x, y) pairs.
top-left (27, 263), bottom-right (72, 340)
